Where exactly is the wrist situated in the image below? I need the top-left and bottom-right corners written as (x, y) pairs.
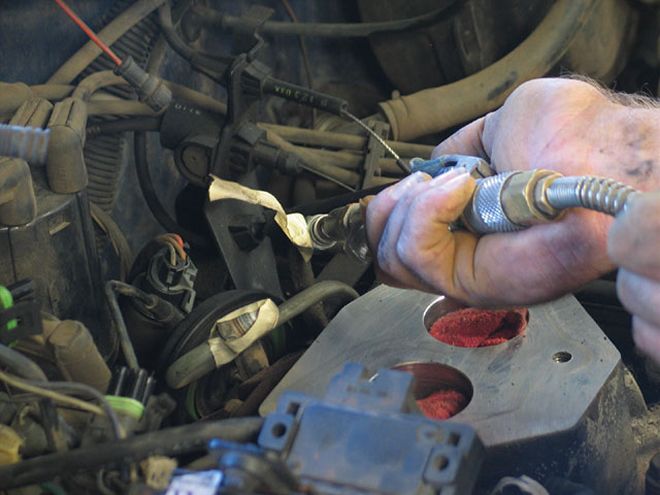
top-left (595, 102), bottom-right (660, 191)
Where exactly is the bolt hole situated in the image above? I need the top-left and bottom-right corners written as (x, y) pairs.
top-left (553, 351), bottom-right (572, 363)
top-left (271, 423), bottom-right (287, 438)
top-left (435, 455), bottom-right (449, 471)
top-left (447, 432), bottom-right (460, 446)
top-left (286, 402), bottom-right (300, 415)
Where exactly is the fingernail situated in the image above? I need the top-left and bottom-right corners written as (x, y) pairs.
top-left (444, 169), bottom-right (471, 187)
top-left (409, 171), bottom-right (431, 182)
top-left (429, 167), bottom-right (468, 186)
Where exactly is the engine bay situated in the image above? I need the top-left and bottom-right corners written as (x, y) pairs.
top-left (0, 0), bottom-right (659, 493)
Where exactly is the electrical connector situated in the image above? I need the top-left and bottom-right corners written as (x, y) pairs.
top-left (115, 56), bottom-right (172, 113)
top-left (144, 246), bottom-right (197, 313)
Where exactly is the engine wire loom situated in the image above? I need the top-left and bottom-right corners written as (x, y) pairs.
top-left (212, 363), bottom-right (483, 495)
top-left (0, 0), bottom-right (656, 492)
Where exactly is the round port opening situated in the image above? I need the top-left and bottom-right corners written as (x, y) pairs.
top-left (393, 362), bottom-right (472, 420)
top-left (423, 297), bottom-right (528, 348)
top-left (553, 351), bottom-right (572, 363)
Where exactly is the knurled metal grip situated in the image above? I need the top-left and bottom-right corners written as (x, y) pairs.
top-left (461, 169), bottom-right (565, 235)
top-left (462, 172), bottom-right (521, 234)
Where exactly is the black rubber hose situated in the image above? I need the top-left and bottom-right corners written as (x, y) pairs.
top-left (134, 131), bottom-right (210, 249)
top-left (105, 281), bottom-right (141, 370)
top-left (86, 117), bottom-right (162, 138)
top-left (0, 344), bottom-right (47, 382)
top-left (157, 290), bottom-right (269, 370)
top-left (90, 202), bottom-right (134, 280)
top-left (191, 1), bottom-right (461, 38)
top-left (0, 417), bottom-right (263, 490)
top-left (277, 281), bottom-right (358, 324)
top-left (288, 182), bottom-right (392, 216)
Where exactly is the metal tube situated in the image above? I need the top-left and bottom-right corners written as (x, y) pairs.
top-left (546, 176), bottom-right (638, 216)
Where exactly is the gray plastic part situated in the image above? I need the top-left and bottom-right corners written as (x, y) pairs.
top-left (0, 82), bottom-right (32, 118)
top-left (46, 98), bottom-right (88, 193)
top-left (116, 56), bottom-right (172, 113)
top-left (0, 158), bottom-right (37, 226)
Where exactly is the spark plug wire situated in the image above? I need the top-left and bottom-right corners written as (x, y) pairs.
top-left (53, 0), bottom-right (123, 66)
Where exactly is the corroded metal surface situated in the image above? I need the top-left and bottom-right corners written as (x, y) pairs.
top-left (263, 286), bottom-right (634, 493)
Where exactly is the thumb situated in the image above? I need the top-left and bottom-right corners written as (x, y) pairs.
top-left (432, 114), bottom-right (490, 159)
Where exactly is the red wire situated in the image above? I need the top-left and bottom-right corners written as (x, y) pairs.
top-left (53, 0), bottom-right (123, 66)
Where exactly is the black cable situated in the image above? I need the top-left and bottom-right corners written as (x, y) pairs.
top-left (0, 344), bottom-right (47, 382)
top-left (262, 77), bottom-right (348, 116)
top-left (86, 117), bottom-right (162, 138)
top-left (0, 417), bottom-right (264, 490)
top-left (105, 280), bottom-right (141, 370)
top-left (134, 131), bottom-right (211, 249)
top-left (28, 380), bottom-right (123, 441)
top-left (191, 1), bottom-right (461, 38)
top-left (288, 182), bottom-right (392, 216)
top-left (90, 202), bottom-right (134, 280)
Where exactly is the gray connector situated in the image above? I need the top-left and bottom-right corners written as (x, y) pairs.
top-left (410, 154), bottom-right (494, 179)
top-left (115, 56), bottom-right (172, 113)
top-left (0, 157), bottom-right (37, 226)
top-left (46, 98), bottom-right (89, 193)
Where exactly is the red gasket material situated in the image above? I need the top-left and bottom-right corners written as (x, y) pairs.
top-left (416, 308), bottom-right (528, 419)
top-left (429, 308), bottom-right (528, 348)
top-left (416, 389), bottom-right (467, 420)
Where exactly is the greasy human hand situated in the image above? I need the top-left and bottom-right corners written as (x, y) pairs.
top-left (609, 193), bottom-right (660, 363)
top-left (367, 78), bottom-right (660, 306)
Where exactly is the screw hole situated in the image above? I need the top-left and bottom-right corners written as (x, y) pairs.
top-left (553, 351), bottom-right (572, 363)
top-left (286, 402), bottom-right (300, 415)
top-left (271, 423), bottom-right (287, 438)
top-left (435, 455), bottom-right (449, 471)
top-left (447, 432), bottom-right (460, 446)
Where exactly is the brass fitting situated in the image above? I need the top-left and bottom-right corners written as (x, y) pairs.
top-left (500, 169), bottom-right (565, 226)
top-left (461, 169), bottom-right (567, 234)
